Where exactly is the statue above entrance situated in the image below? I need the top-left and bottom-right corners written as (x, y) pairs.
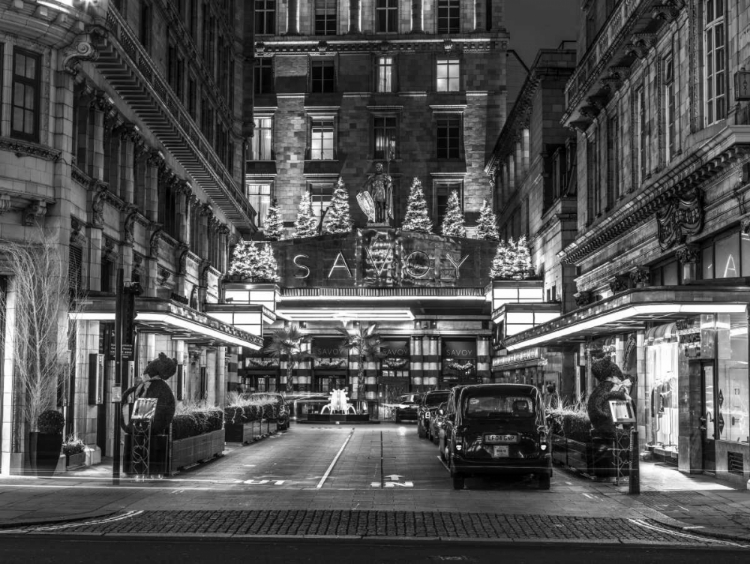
top-left (358, 162), bottom-right (393, 225)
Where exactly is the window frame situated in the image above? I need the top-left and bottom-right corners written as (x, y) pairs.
top-left (254, 58), bottom-right (274, 95)
top-left (140, 1), bottom-right (152, 53)
top-left (309, 117), bottom-right (336, 160)
top-left (433, 179), bottom-right (464, 228)
top-left (11, 47), bottom-right (42, 143)
top-left (255, 0), bottom-right (276, 35)
top-left (436, 58), bottom-right (460, 92)
top-left (375, 0), bottom-right (399, 33)
top-left (308, 180), bottom-right (336, 224)
top-left (246, 181), bottom-right (273, 228)
top-left (310, 58), bottom-right (336, 93)
top-left (373, 115), bottom-right (398, 160)
top-left (251, 115), bottom-right (274, 160)
top-left (701, 228), bottom-right (750, 280)
top-left (664, 55), bottom-right (677, 162)
top-left (314, 0), bottom-right (337, 36)
top-left (635, 85), bottom-right (646, 186)
top-left (437, 0), bottom-right (461, 34)
top-left (375, 55), bottom-right (394, 93)
top-left (704, 0), bottom-right (726, 126)
top-left (435, 113), bottom-right (462, 160)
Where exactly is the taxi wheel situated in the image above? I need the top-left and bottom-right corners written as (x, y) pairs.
top-left (538, 473), bottom-right (551, 490)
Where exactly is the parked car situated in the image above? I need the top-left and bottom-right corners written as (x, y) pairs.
top-left (437, 386), bottom-right (466, 454)
top-left (417, 390), bottom-right (450, 439)
top-left (439, 384), bottom-right (551, 490)
top-left (428, 401), bottom-right (448, 444)
top-left (394, 393), bottom-right (421, 423)
top-left (244, 392), bottom-right (291, 430)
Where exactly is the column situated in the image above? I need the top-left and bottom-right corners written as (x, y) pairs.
top-left (635, 330), bottom-right (646, 452)
top-left (120, 133), bottom-right (135, 204)
top-left (225, 346), bottom-right (239, 394)
top-left (90, 98), bottom-right (105, 180)
top-left (1, 281), bottom-right (18, 474)
top-left (676, 244), bottom-right (700, 283)
top-left (287, 0), bottom-right (299, 34)
top-left (145, 153), bottom-right (160, 223)
top-left (477, 336), bottom-right (490, 383)
top-left (411, 0), bottom-right (423, 33)
top-left (297, 340), bottom-right (312, 392)
top-left (175, 339), bottom-right (186, 402)
top-left (348, 0), bottom-right (360, 33)
top-left (216, 346), bottom-right (226, 407)
top-left (89, 230), bottom-right (102, 292)
top-left (205, 350), bottom-right (216, 405)
top-left (423, 336), bottom-right (439, 390)
top-left (410, 335), bottom-right (423, 390)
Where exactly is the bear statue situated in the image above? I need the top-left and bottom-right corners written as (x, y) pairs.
top-left (121, 352), bottom-right (177, 435)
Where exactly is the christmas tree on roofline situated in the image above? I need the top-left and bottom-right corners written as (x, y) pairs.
top-left (228, 241), bottom-right (280, 283)
top-left (293, 191), bottom-right (318, 238)
top-left (323, 177), bottom-right (353, 234)
top-left (440, 190), bottom-right (466, 238)
top-left (263, 199), bottom-right (284, 241)
top-left (401, 177), bottom-right (433, 234)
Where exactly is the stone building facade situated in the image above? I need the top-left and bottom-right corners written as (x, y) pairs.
top-left (0, 0), bottom-right (260, 475)
top-left (502, 0), bottom-right (750, 487)
top-left (247, 0), bottom-right (508, 237)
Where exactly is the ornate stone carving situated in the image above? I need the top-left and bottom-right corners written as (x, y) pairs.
top-left (123, 205), bottom-right (138, 245)
top-left (150, 227), bottom-right (163, 258)
top-left (0, 194), bottom-right (11, 215)
top-left (741, 217), bottom-right (750, 235)
top-left (147, 149), bottom-right (166, 170)
top-left (629, 267), bottom-right (650, 288)
top-left (24, 200), bottom-right (47, 226)
top-left (0, 137), bottom-right (62, 162)
top-left (574, 291), bottom-right (593, 308)
top-left (608, 274), bottom-right (632, 294)
top-left (62, 28), bottom-right (104, 75)
top-left (70, 217), bottom-right (87, 246)
top-left (656, 187), bottom-right (703, 250)
top-left (625, 33), bottom-right (657, 59)
top-left (102, 237), bottom-right (119, 262)
top-left (132, 252), bottom-right (145, 275)
top-left (174, 243), bottom-right (190, 275)
top-left (157, 267), bottom-right (172, 286)
top-left (91, 181), bottom-right (109, 227)
top-left (675, 244), bottom-right (700, 264)
top-left (652, 0), bottom-right (685, 22)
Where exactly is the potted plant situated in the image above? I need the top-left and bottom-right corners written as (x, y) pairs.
top-left (33, 409), bottom-right (64, 477)
top-left (62, 435), bottom-right (86, 469)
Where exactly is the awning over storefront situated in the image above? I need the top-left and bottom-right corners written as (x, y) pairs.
top-left (645, 322), bottom-right (677, 345)
top-left (491, 347), bottom-right (545, 371)
top-left (503, 287), bottom-right (750, 352)
top-left (74, 296), bottom-right (263, 350)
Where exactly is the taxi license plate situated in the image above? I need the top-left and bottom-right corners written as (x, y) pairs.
top-left (492, 445), bottom-right (509, 458)
top-left (484, 434), bottom-right (518, 444)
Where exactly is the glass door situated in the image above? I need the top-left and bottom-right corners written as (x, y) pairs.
top-left (700, 362), bottom-right (717, 473)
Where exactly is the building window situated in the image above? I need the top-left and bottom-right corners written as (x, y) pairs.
top-left (651, 259), bottom-right (681, 286)
top-left (158, 177), bottom-right (179, 239)
top-left (254, 58), bottom-right (274, 95)
top-left (309, 183), bottom-right (334, 223)
top-left (188, 76), bottom-right (197, 118)
top-left (310, 119), bottom-right (334, 160)
top-left (704, 0), bottom-right (726, 125)
top-left (586, 138), bottom-right (597, 224)
top-left (255, 0), bottom-right (275, 35)
top-left (665, 56), bottom-right (676, 162)
top-left (635, 86), bottom-right (646, 185)
top-left (69, 246), bottom-right (83, 297)
top-left (11, 48), bottom-right (41, 143)
top-left (247, 183), bottom-right (272, 228)
top-left (376, 0), bottom-right (398, 33)
top-left (373, 116), bottom-right (397, 159)
top-left (437, 0), bottom-right (460, 34)
top-left (434, 182), bottom-right (462, 228)
top-left (311, 59), bottom-right (335, 93)
top-left (376, 56), bottom-right (393, 93)
top-left (201, 97), bottom-right (213, 144)
top-left (702, 230), bottom-right (750, 279)
top-left (551, 146), bottom-right (566, 202)
top-left (436, 115), bottom-right (461, 159)
top-left (607, 112), bottom-right (619, 205)
top-left (315, 0), bottom-right (337, 35)
top-left (140, 1), bottom-right (152, 52)
top-left (251, 117), bottom-right (273, 160)
top-left (101, 258), bottom-right (113, 294)
top-left (436, 59), bottom-right (460, 92)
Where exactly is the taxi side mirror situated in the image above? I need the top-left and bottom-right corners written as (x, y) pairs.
top-left (437, 408), bottom-right (445, 416)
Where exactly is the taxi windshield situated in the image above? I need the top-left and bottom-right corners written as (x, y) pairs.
top-left (424, 392), bottom-right (449, 406)
top-left (462, 394), bottom-right (535, 418)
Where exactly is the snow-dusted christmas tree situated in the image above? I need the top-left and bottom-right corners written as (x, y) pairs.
top-left (323, 177), bottom-right (353, 234)
top-left (401, 177), bottom-right (432, 233)
top-left (476, 200), bottom-right (500, 241)
top-left (263, 199), bottom-right (284, 241)
top-left (490, 240), bottom-right (515, 280)
top-left (513, 236), bottom-right (533, 279)
top-left (293, 191), bottom-right (318, 238)
top-left (440, 190), bottom-right (466, 238)
top-left (228, 241), bottom-right (280, 283)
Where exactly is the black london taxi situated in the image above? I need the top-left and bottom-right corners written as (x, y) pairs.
top-left (439, 384), bottom-right (551, 490)
top-left (417, 390), bottom-right (450, 440)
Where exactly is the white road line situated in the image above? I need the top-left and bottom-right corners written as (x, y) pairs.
top-left (316, 428), bottom-right (355, 489)
top-left (437, 455), bottom-right (450, 473)
top-left (628, 518), bottom-right (749, 548)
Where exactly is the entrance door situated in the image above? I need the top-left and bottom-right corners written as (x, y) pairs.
top-left (316, 376), bottom-right (346, 394)
top-left (700, 362), bottom-right (717, 473)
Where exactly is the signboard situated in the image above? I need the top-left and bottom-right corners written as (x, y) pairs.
top-left (442, 340), bottom-right (477, 358)
top-left (112, 386), bottom-right (122, 403)
top-left (609, 400), bottom-right (636, 424)
top-left (382, 340), bottom-right (409, 357)
top-left (121, 343), bottom-right (133, 360)
top-left (312, 338), bottom-right (347, 358)
top-left (131, 398), bottom-right (158, 421)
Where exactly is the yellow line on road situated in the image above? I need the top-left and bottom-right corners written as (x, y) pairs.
top-left (316, 428), bottom-right (355, 489)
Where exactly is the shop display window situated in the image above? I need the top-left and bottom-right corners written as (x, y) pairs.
top-left (701, 230), bottom-right (750, 279)
top-left (646, 331), bottom-right (679, 449)
top-left (717, 312), bottom-right (749, 443)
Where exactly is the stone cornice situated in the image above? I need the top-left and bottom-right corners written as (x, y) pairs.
top-left (0, 137), bottom-right (61, 162)
top-left (558, 126), bottom-right (750, 265)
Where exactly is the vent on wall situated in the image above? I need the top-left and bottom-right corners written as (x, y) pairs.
top-left (728, 451), bottom-right (744, 475)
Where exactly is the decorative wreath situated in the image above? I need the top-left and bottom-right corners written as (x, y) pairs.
top-left (383, 358), bottom-right (408, 368)
top-left (315, 358), bottom-right (347, 368)
top-left (247, 358), bottom-right (278, 368)
top-left (446, 360), bottom-right (475, 373)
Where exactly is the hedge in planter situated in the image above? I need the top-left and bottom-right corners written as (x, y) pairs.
top-left (31, 409), bottom-right (65, 477)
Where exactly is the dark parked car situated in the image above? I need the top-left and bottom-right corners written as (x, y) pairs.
top-left (439, 384), bottom-right (551, 490)
top-left (244, 392), bottom-right (291, 430)
top-left (417, 390), bottom-right (450, 439)
top-left (394, 393), bottom-right (421, 423)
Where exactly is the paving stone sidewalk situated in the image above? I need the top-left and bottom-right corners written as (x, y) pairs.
top-left (5, 509), bottom-right (742, 547)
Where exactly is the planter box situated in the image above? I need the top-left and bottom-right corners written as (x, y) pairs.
top-left (170, 429), bottom-right (225, 472)
top-left (226, 421), bottom-right (264, 444)
top-left (66, 452), bottom-right (86, 469)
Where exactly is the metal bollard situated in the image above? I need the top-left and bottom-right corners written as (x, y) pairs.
top-left (629, 424), bottom-right (640, 495)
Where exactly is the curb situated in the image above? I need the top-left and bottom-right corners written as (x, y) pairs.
top-left (0, 509), bottom-right (121, 530)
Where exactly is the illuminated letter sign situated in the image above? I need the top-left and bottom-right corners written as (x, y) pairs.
top-left (446, 254), bottom-right (469, 279)
top-left (293, 254), bottom-right (310, 279)
top-left (403, 251), bottom-right (431, 279)
top-left (365, 245), bottom-right (393, 278)
top-left (328, 252), bottom-right (353, 279)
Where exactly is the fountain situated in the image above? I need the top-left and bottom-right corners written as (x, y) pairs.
top-left (305, 388), bottom-right (373, 423)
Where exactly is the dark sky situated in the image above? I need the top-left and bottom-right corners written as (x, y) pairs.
top-left (505, 0), bottom-right (580, 68)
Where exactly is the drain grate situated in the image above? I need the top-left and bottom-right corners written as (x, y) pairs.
top-left (728, 451), bottom-right (745, 475)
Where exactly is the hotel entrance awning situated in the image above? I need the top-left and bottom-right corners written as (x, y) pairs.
top-left (502, 286), bottom-right (750, 352)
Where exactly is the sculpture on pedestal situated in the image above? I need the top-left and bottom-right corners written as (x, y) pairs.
top-left (358, 162), bottom-right (393, 225)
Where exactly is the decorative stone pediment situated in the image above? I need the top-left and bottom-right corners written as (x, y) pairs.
top-left (629, 267), bottom-right (650, 288)
top-left (574, 290), bottom-right (593, 308)
top-left (656, 187), bottom-right (703, 251)
top-left (675, 244), bottom-right (700, 265)
top-left (608, 274), bottom-right (632, 294)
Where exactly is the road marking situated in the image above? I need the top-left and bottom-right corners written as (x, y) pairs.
top-left (437, 455), bottom-right (450, 472)
top-left (384, 474), bottom-right (403, 481)
top-left (628, 518), bottom-right (749, 548)
top-left (384, 481), bottom-right (413, 488)
top-left (243, 479), bottom-right (287, 486)
top-left (316, 428), bottom-right (355, 489)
